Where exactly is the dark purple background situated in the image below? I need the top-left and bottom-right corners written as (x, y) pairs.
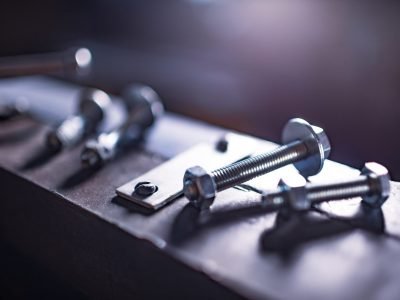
top-left (1, 1), bottom-right (399, 178)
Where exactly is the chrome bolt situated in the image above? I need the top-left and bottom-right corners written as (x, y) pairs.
top-left (81, 84), bottom-right (164, 168)
top-left (263, 162), bottom-right (391, 210)
top-left (183, 118), bottom-right (331, 210)
top-left (46, 88), bottom-right (112, 151)
top-left (0, 47), bottom-right (92, 78)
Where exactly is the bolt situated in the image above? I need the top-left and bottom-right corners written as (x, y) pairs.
top-left (46, 88), bottom-right (112, 152)
top-left (134, 181), bottom-right (158, 197)
top-left (183, 118), bottom-right (331, 210)
top-left (263, 162), bottom-right (391, 211)
top-left (81, 84), bottom-right (164, 168)
top-left (0, 47), bottom-right (92, 78)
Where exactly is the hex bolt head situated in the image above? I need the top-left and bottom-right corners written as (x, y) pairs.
top-left (282, 118), bottom-right (331, 177)
top-left (183, 166), bottom-right (217, 210)
top-left (361, 162), bottom-right (391, 208)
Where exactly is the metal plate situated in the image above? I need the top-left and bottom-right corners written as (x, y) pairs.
top-left (116, 133), bottom-right (261, 210)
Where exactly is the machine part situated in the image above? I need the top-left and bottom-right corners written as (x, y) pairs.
top-left (46, 88), bottom-right (111, 151)
top-left (134, 182), bottom-right (159, 196)
top-left (116, 133), bottom-right (261, 211)
top-left (81, 84), bottom-right (164, 168)
top-left (262, 162), bottom-right (390, 210)
top-left (0, 47), bottom-right (92, 78)
top-left (183, 118), bottom-right (331, 210)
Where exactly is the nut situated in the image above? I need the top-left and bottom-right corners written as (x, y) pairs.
top-left (183, 166), bottom-right (217, 210)
top-left (278, 176), bottom-right (309, 211)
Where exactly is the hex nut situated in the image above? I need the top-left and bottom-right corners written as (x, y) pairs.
top-left (361, 162), bottom-right (391, 208)
top-left (183, 166), bottom-right (217, 210)
top-left (278, 176), bottom-right (309, 211)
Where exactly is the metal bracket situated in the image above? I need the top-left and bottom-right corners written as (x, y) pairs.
top-left (116, 133), bottom-right (261, 210)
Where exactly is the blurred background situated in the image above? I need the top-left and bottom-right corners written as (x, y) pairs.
top-left (0, 0), bottom-right (399, 179)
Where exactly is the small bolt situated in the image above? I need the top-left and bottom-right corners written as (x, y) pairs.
top-left (183, 118), bottom-right (331, 210)
top-left (134, 181), bottom-right (158, 197)
top-left (81, 84), bottom-right (164, 168)
top-left (262, 162), bottom-right (391, 210)
top-left (0, 47), bottom-right (92, 78)
top-left (46, 88), bottom-right (111, 151)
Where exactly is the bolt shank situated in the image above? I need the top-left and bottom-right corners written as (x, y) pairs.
top-left (307, 176), bottom-right (370, 204)
top-left (212, 140), bottom-right (308, 191)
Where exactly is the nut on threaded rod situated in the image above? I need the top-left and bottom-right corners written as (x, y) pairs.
top-left (262, 162), bottom-right (391, 211)
top-left (81, 84), bottom-right (164, 168)
top-left (183, 118), bottom-right (331, 210)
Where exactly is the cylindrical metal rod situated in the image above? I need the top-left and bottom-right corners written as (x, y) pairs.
top-left (0, 47), bottom-right (92, 78)
top-left (211, 140), bottom-right (308, 191)
top-left (262, 162), bottom-right (391, 210)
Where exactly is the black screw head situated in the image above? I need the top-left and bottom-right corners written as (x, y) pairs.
top-left (134, 181), bottom-right (158, 197)
top-left (215, 135), bottom-right (229, 152)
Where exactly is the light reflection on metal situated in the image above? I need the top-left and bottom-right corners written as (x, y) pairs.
top-left (0, 47), bottom-right (92, 78)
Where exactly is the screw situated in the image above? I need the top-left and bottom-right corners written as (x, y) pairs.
top-left (183, 118), bottom-right (331, 210)
top-left (134, 181), bottom-right (158, 197)
top-left (0, 47), bottom-right (92, 78)
top-left (263, 162), bottom-right (391, 211)
top-left (81, 84), bottom-right (164, 168)
top-left (46, 88), bottom-right (112, 151)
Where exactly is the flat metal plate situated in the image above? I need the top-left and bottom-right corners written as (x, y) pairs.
top-left (116, 133), bottom-right (261, 210)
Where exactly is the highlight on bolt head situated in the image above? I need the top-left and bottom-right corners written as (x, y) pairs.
top-left (74, 48), bottom-right (92, 70)
top-left (282, 118), bottom-right (331, 178)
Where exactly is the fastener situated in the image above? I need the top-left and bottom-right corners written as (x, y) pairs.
top-left (183, 118), bottom-right (331, 210)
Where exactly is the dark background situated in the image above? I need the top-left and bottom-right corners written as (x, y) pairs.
top-left (1, 0), bottom-right (399, 178)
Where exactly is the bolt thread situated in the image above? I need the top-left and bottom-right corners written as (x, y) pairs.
top-left (211, 140), bottom-right (308, 191)
top-left (307, 176), bottom-right (370, 203)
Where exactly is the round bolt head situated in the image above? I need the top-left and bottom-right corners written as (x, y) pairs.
top-left (183, 166), bottom-right (217, 210)
top-left (282, 118), bottom-right (331, 177)
top-left (278, 175), bottom-right (309, 211)
top-left (361, 162), bottom-right (391, 208)
top-left (122, 84), bottom-right (164, 129)
top-left (73, 48), bottom-right (92, 70)
top-left (134, 181), bottom-right (158, 197)
top-left (78, 88), bottom-right (112, 124)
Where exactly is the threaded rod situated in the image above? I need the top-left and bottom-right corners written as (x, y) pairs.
top-left (211, 140), bottom-right (308, 191)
